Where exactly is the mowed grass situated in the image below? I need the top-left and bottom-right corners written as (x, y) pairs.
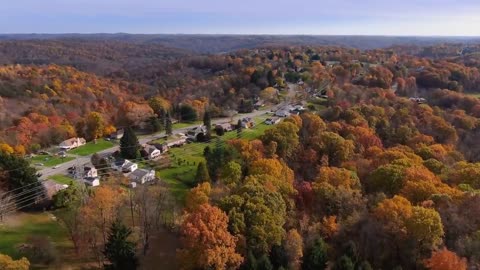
top-left (48, 174), bottom-right (75, 185)
top-left (30, 155), bottom-right (75, 167)
top-left (0, 213), bottom-right (72, 261)
top-left (157, 115), bottom-right (274, 202)
top-left (466, 92), bottom-right (480, 98)
top-left (69, 139), bottom-right (115, 156)
top-left (172, 121), bottom-right (202, 129)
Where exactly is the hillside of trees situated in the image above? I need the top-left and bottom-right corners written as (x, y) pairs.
top-left (2, 40), bottom-right (480, 269)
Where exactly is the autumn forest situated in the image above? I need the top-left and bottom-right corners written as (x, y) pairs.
top-left (1, 36), bottom-right (480, 270)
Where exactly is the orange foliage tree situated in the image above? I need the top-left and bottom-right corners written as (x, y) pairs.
top-left (424, 248), bottom-right (467, 270)
top-left (177, 204), bottom-right (243, 270)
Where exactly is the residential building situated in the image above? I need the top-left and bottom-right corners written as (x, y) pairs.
top-left (59, 137), bottom-right (86, 150)
top-left (112, 159), bottom-right (138, 173)
top-left (143, 145), bottom-right (161, 160)
top-left (265, 117), bottom-right (281, 125)
top-left (187, 126), bottom-right (207, 141)
top-left (215, 123), bottom-right (233, 132)
top-left (84, 177), bottom-right (100, 187)
top-left (129, 169), bottom-right (155, 184)
top-left (165, 133), bottom-right (188, 147)
top-left (240, 117), bottom-right (255, 129)
top-left (275, 110), bottom-right (291, 117)
top-left (110, 129), bottom-right (124, 140)
top-left (83, 166), bottom-right (98, 178)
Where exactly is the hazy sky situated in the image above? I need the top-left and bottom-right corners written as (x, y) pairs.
top-left (2, 0), bottom-right (480, 35)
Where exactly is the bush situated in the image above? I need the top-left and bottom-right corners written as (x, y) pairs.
top-left (215, 127), bottom-right (225, 136)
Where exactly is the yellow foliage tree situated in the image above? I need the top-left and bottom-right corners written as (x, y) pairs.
top-left (0, 143), bottom-right (14, 154)
top-left (0, 253), bottom-right (30, 270)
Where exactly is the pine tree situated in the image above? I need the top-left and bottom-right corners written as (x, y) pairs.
top-left (165, 113), bottom-right (173, 136)
top-left (203, 110), bottom-right (211, 138)
top-left (195, 161), bottom-right (211, 184)
top-left (103, 219), bottom-right (138, 270)
top-left (257, 254), bottom-right (273, 270)
top-left (148, 116), bottom-right (161, 133)
top-left (302, 238), bottom-right (328, 270)
top-left (120, 127), bottom-right (140, 159)
top-left (237, 119), bottom-right (243, 139)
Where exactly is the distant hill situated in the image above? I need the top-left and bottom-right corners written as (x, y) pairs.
top-left (1, 34), bottom-right (480, 53)
top-left (0, 39), bottom-right (190, 76)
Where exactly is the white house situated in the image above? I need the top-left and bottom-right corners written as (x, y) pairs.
top-left (112, 159), bottom-right (138, 173)
top-left (129, 169), bottom-right (155, 184)
top-left (122, 160), bottom-right (138, 173)
top-left (84, 177), bottom-right (100, 187)
top-left (83, 166), bottom-right (98, 178)
top-left (59, 137), bottom-right (86, 150)
top-left (144, 145), bottom-right (161, 160)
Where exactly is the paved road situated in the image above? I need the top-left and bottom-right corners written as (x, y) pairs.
top-left (38, 108), bottom-right (276, 180)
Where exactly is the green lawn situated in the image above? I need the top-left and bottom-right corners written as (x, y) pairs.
top-left (466, 92), bottom-right (480, 98)
top-left (172, 121), bottom-right (202, 129)
top-left (68, 139), bottom-right (115, 156)
top-left (0, 213), bottom-right (72, 262)
top-left (30, 155), bottom-right (75, 167)
top-left (156, 115), bottom-right (274, 202)
top-left (48, 174), bottom-right (76, 185)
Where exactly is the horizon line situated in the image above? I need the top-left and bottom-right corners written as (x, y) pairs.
top-left (1, 33), bottom-right (480, 38)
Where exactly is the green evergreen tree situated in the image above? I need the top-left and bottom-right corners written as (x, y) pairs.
top-left (334, 255), bottom-right (355, 270)
top-left (257, 254), bottom-right (273, 270)
top-left (267, 70), bottom-right (275, 86)
top-left (237, 119), bottom-right (243, 139)
top-left (165, 112), bottom-right (173, 136)
top-left (103, 219), bottom-right (138, 270)
top-left (244, 251), bottom-right (257, 270)
top-left (120, 127), bottom-right (140, 159)
top-left (148, 116), bottom-right (162, 133)
top-left (302, 238), bottom-right (328, 270)
top-left (195, 161), bottom-right (210, 184)
top-left (203, 110), bottom-right (211, 138)
top-left (357, 261), bottom-right (373, 270)
top-left (180, 105), bottom-right (197, 122)
top-left (0, 151), bottom-right (42, 205)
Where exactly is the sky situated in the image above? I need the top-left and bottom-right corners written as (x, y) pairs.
top-left (1, 0), bottom-right (480, 36)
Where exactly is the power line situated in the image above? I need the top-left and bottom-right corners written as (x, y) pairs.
top-left (1, 117), bottom-right (272, 206)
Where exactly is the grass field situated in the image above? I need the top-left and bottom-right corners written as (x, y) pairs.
top-left (157, 114), bottom-right (273, 202)
top-left (30, 155), bottom-right (75, 167)
top-left (466, 92), bottom-right (480, 98)
top-left (172, 121), bottom-right (202, 129)
top-left (69, 139), bottom-right (115, 156)
top-left (48, 174), bottom-right (76, 185)
top-left (0, 213), bottom-right (72, 265)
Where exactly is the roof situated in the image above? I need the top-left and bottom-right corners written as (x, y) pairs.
top-left (130, 169), bottom-right (153, 178)
top-left (84, 166), bottom-right (95, 172)
top-left (114, 159), bottom-right (127, 167)
top-left (144, 145), bottom-right (159, 154)
top-left (60, 137), bottom-right (86, 146)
